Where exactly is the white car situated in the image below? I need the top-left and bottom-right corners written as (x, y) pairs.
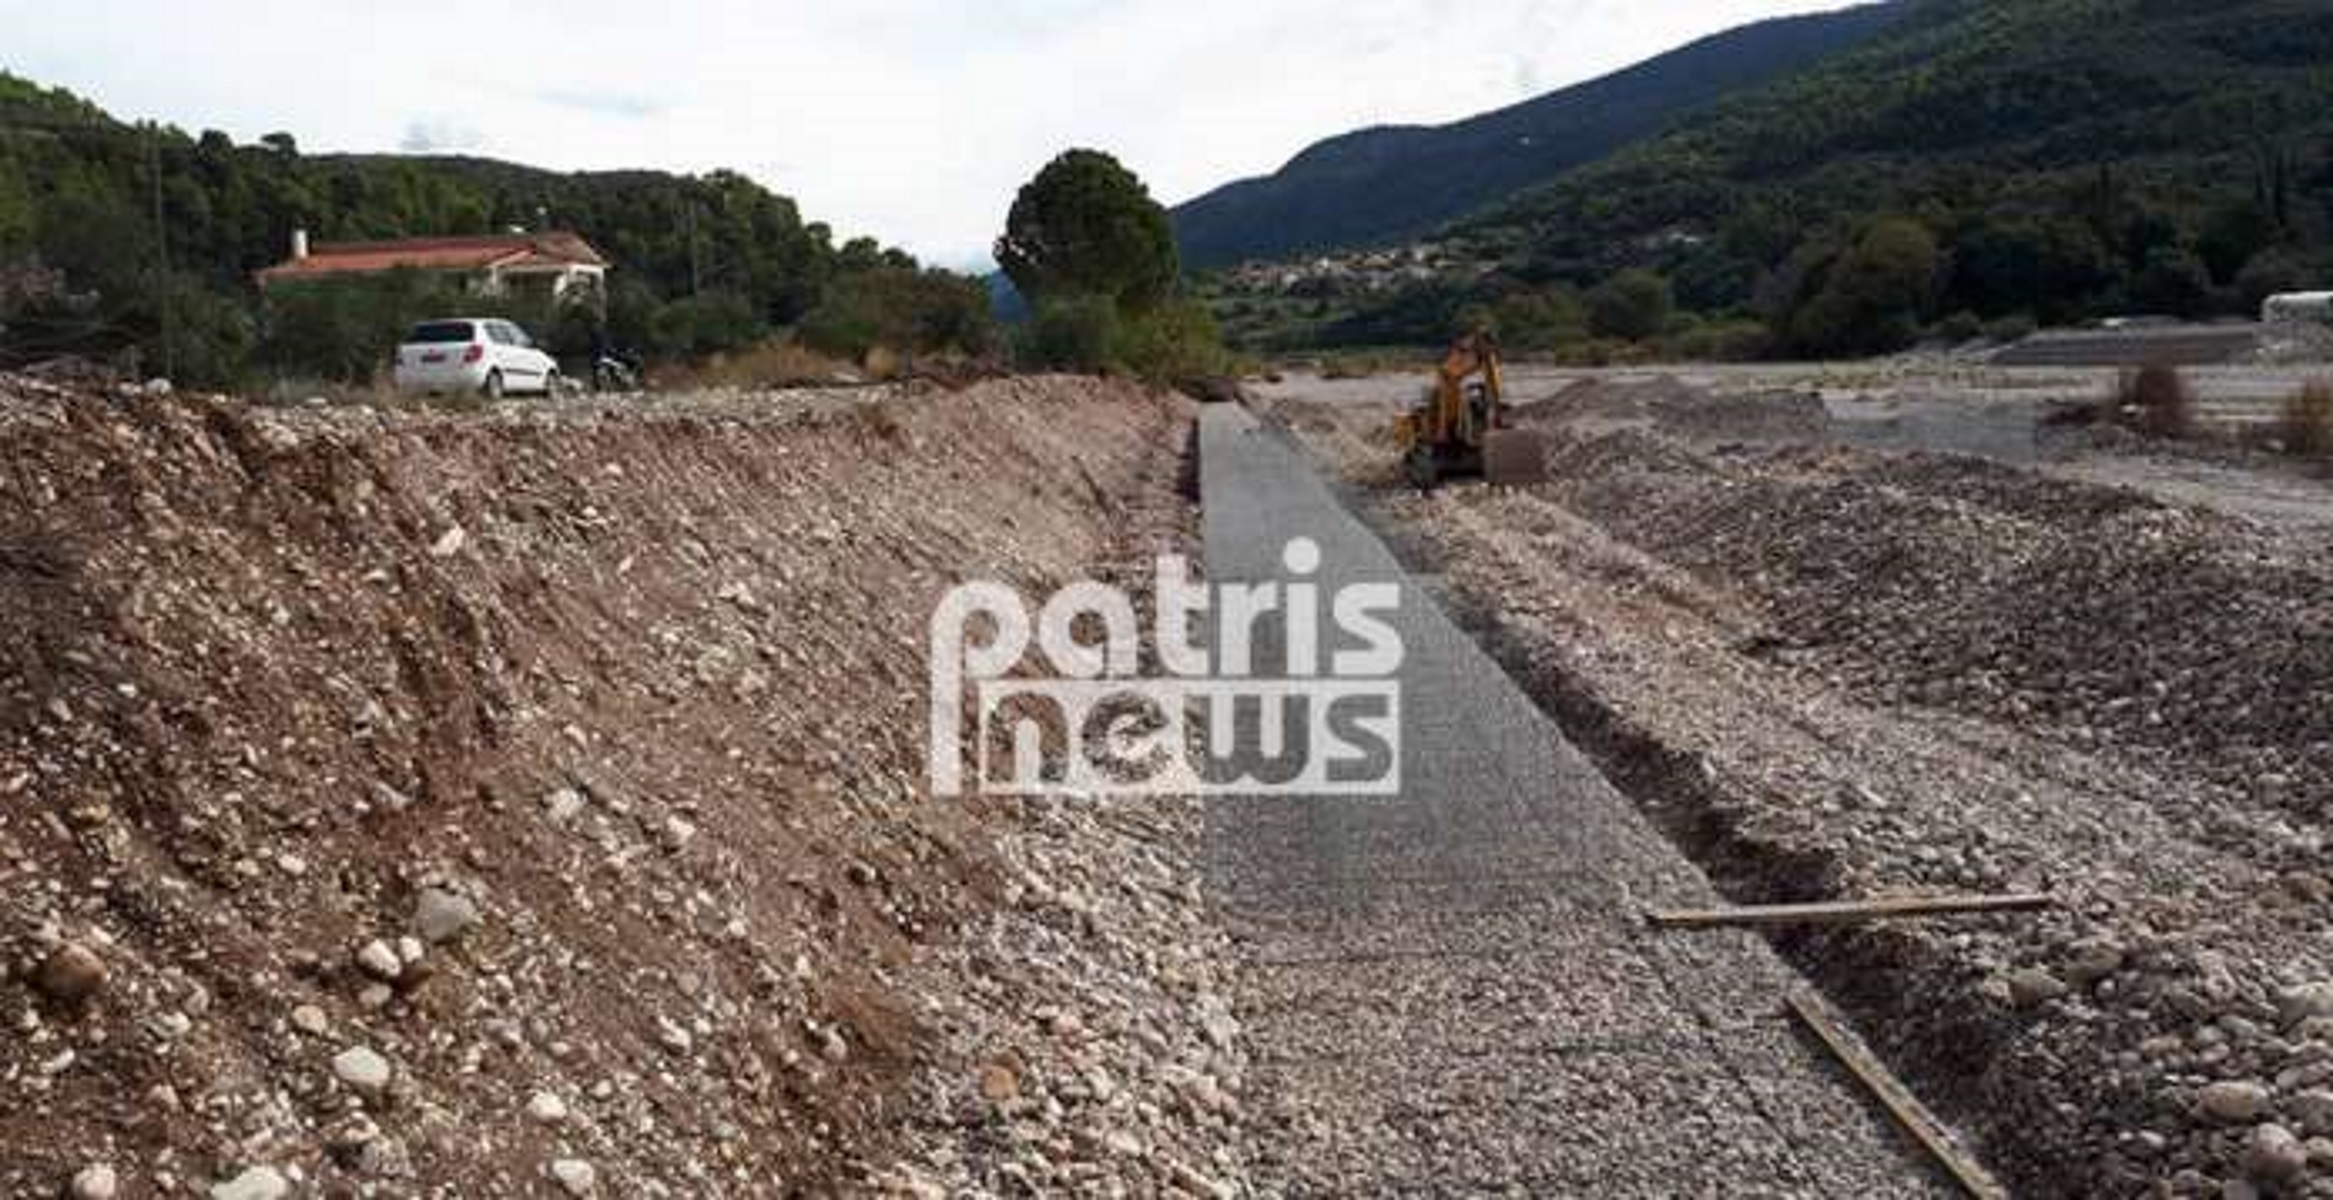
top-left (391, 318), bottom-right (560, 398)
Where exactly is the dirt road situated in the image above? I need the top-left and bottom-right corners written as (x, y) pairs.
top-left (1199, 403), bottom-right (1955, 1195)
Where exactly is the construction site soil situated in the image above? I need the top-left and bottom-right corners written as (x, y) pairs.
top-left (1264, 370), bottom-right (2333, 1198)
top-left (0, 373), bottom-right (1249, 1197)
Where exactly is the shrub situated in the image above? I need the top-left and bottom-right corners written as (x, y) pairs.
top-left (1586, 269), bottom-right (1674, 342)
top-left (1113, 297), bottom-right (1232, 382)
top-left (1933, 311), bottom-right (1986, 344)
top-left (649, 293), bottom-right (765, 360)
top-left (1017, 295), bottom-right (1121, 372)
top-left (798, 267), bottom-right (995, 362)
top-left (1982, 313), bottom-right (2038, 344)
top-left (2107, 362), bottom-right (2196, 439)
top-left (1787, 217), bottom-right (1939, 357)
top-left (655, 339), bottom-right (857, 391)
top-left (1659, 319), bottom-right (1772, 362)
top-left (2283, 381), bottom-right (2333, 458)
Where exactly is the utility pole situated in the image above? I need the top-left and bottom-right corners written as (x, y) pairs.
top-left (146, 121), bottom-right (174, 380)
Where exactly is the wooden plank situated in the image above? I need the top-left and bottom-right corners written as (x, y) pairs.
top-left (1647, 893), bottom-right (2052, 930)
top-left (1787, 988), bottom-right (2008, 1200)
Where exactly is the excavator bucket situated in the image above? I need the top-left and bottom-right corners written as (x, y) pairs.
top-left (1481, 428), bottom-right (1549, 486)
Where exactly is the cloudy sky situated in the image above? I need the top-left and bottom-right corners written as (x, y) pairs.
top-left (2, 0), bottom-right (1852, 267)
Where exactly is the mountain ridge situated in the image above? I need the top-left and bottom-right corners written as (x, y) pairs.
top-left (1169, 3), bottom-right (1909, 268)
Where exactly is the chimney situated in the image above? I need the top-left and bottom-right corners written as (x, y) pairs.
top-left (291, 229), bottom-right (310, 260)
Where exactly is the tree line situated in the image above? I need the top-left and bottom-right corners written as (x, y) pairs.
top-left (0, 72), bottom-right (994, 387)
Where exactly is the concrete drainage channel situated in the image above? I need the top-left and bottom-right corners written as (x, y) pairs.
top-left (1336, 471), bottom-right (2074, 1198)
top-left (1201, 407), bottom-right (1966, 1196)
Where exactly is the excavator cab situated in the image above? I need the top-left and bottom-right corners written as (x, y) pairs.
top-left (1392, 331), bottom-right (1548, 489)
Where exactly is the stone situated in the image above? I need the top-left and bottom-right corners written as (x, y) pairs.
top-left (209, 1166), bottom-right (289, 1200)
top-left (291, 1004), bottom-right (330, 1036)
top-left (550, 1159), bottom-right (598, 1195)
top-left (71, 1164), bottom-right (119, 1200)
top-left (36, 942), bottom-right (108, 1006)
top-left (2277, 983), bottom-right (2333, 1028)
top-left (2006, 967), bottom-right (2069, 1008)
top-left (2241, 1123), bottom-right (2308, 1183)
top-left (333, 1044), bottom-right (394, 1094)
top-left (546, 787), bottom-right (587, 823)
top-left (2289, 1089), bottom-right (2333, 1136)
top-left (429, 527), bottom-right (467, 558)
top-left (979, 1062), bottom-right (1021, 1104)
top-left (413, 887), bottom-right (480, 945)
top-left (355, 940), bottom-right (403, 982)
top-left (527, 1091), bottom-right (570, 1124)
top-left (2199, 1081), bottom-right (2273, 1123)
top-left (2064, 938), bottom-right (2126, 986)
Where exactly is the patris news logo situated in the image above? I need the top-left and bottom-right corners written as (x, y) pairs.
top-left (929, 539), bottom-right (1402, 798)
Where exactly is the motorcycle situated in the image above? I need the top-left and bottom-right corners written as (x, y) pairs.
top-left (591, 353), bottom-right (643, 394)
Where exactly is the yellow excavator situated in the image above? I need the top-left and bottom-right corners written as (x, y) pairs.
top-left (1392, 331), bottom-right (1547, 488)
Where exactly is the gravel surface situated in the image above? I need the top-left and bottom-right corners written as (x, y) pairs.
top-left (0, 371), bottom-right (1244, 1196)
top-left (1261, 369), bottom-right (2333, 1197)
top-left (1199, 404), bottom-right (1951, 1196)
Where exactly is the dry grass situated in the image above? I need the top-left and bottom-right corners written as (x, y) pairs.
top-left (2284, 381), bottom-right (2333, 459)
top-left (2106, 362), bottom-right (2196, 439)
top-left (658, 340), bottom-right (867, 391)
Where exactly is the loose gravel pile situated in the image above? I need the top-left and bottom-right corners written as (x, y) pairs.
top-left (1539, 433), bottom-right (2333, 817)
top-left (0, 372), bottom-right (1240, 1196)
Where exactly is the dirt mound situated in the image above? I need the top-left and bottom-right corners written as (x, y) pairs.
top-left (0, 373), bottom-right (1235, 1195)
top-left (1541, 434), bottom-right (2333, 808)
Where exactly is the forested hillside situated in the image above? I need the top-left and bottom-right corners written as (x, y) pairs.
top-left (1464, 0), bottom-right (2329, 352)
top-left (0, 73), bottom-right (984, 385)
top-left (1169, 3), bottom-right (1904, 269)
top-left (1215, 0), bottom-right (2333, 357)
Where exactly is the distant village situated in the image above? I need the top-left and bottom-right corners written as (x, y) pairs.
top-left (1211, 242), bottom-right (1483, 296)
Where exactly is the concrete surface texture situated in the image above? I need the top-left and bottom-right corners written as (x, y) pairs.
top-left (1196, 403), bottom-right (1955, 1196)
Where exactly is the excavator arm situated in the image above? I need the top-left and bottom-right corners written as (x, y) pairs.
top-left (1393, 332), bottom-right (1544, 489)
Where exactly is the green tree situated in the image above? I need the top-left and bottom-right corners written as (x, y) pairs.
top-left (0, 161), bottom-right (32, 256)
top-left (1585, 269), bottom-right (1674, 341)
top-left (2236, 246), bottom-right (2324, 313)
top-left (800, 267), bottom-right (996, 360)
top-left (1113, 297), bottom-right (1231, 380)
top-left (649, 292), bottom-right (764, 359)
top-left (1945, 215), bottom-right (2111, 322)
top-left (996, 150), bottom-right (1178, 312)
top-left (2127, 244), bottom-right (2212, 316)
top-left (2196, 199), bottom-right (2278, 284)
top-left (1017, 295), bottom-right (1122, 372)
top-left (1789, 217), bottom-right (1938, 356)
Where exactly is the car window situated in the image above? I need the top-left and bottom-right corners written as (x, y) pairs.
top-left (408, 321), bottom-right (475, 344)
top-left (484, 323), bottom-right (512, 346)
top-left (505, 323), bottom-right (533, 348)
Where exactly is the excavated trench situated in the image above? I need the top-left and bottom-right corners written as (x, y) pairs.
top-left (1333, 466), bottom-right (2077, 1198)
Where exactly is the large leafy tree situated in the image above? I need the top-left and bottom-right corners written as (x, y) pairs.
top-left (1789, 217), bottom-right (1939, 355)
top-left (996, 150), bottom-right (1178, 312)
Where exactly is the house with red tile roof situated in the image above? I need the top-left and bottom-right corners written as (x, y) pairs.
top-left (258, 229), bottom-right (609, 303)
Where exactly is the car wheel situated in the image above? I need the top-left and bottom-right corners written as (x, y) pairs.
top-left (482, 370), bottom-right (505, 401)
top-left (544, 370), bottom-right (563, 398)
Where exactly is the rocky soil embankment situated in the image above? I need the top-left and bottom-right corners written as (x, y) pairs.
top-left (1272, 378), bottom-right (2333, 1197)
top-left (0, 373), bottom-right (1247, 1197)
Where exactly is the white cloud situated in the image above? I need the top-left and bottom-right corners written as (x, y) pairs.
top-left (399, 118), bottom-right (485, 154)
top-left (0, 0), bottom-right (1861, 268)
